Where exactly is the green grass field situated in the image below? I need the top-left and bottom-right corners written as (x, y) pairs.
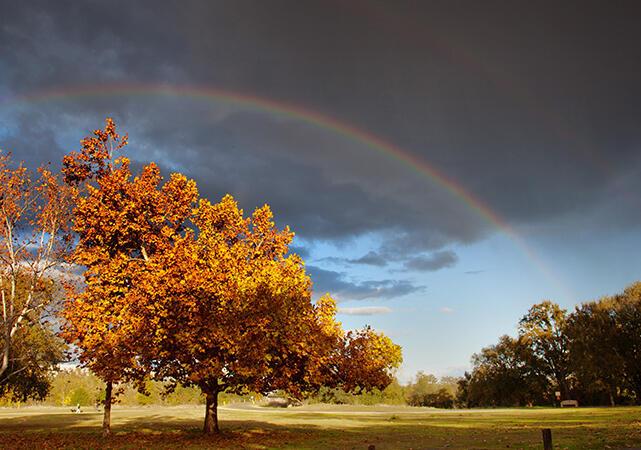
top-left (1, 404), bottom-right (640, 449)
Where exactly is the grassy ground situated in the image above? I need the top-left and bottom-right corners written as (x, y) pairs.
top-left (0, 404), bottom-right (640, 449)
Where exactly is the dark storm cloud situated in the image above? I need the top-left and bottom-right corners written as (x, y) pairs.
top-left (0, 111), bottom-right (65, 168)
top-left (403, 250), bottom-right (458, 272)
top-left (307, 266), bottom-right (423, 301)
top-left (0, 0), bottom-right (188, 90)
top-left (2, 0), bottom-right (641, 256)
top-left (120, 108), bottom-right (488, 246)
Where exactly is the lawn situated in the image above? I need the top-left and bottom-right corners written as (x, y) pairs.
top-left (1, 404), bottom-right (640, 449)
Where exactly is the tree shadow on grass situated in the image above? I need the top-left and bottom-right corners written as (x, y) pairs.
top-left (0, 416), bottom-right (308, 450)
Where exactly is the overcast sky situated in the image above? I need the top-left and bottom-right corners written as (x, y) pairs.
top-left (2, 0), bottom-right (641, 381)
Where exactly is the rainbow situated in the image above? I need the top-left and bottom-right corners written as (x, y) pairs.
top-left (0, 83), bottom-right (568, 295)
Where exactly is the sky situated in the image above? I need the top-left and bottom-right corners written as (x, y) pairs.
top-left (2, 0), bottom-right (641, 382)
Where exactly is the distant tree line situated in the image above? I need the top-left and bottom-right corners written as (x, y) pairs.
top-left (1, 368), bottom-right (459, 409)
top-left (457, 282), bottom-right (641, 407)
top-left (308, 372), bottom-right (458, 408)
top-left (0, 368), bottom-right (245, 408)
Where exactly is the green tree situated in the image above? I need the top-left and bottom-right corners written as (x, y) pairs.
top-left (518, 301), bottom-right (571, 400)
top-left (421, 388), bottom-right (454, 408)
top-left (405, 372), bottom-right (459, 408)
top-left (380, 378), bottom-right (406, 405)
top-left (567, 298), bottom-right (625, 405)
top-left (456, 372), bottom-right (471, 408)
top-left (406, 372), bottom-right (438, 406)
top-left (0, 274), bottom-right (65, 402)
top-left (465, 335), bottom-right (546, 407)
top-left (611, 282), bottom-right (641, 402)
top-left (0, 318), bottom-right (64, 402)
top-left (47, 368), bottom-right (104, 406)
top-left (68, 386), bottom-right (92, 406)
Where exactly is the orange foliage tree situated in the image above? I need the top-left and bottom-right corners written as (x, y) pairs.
top-left (337, 326), bottom-right (403, 392)
top-left (60, 119), bottom-right (198, 434)
top-left (0, 152), bottom-right (73, 384)
top-left (133, 195), bottom-right (402, 433)
top-left (132, 196), bottom-right (352, 433)
top-left (61, 119), bottom-right (402, 435)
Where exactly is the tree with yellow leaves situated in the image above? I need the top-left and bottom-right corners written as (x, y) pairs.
top-left (60, 119), bottom-right (198, 435)
top-left (0, 152), bottom-right (73, 390)
top-left (135, 195), bottom-right (402, 433)
top-left (133, 195), bottom-right (339, 433)
top-left (337, 326), bottom-right (403, 393)
top-left (62, 119), bottom-right (402, 435)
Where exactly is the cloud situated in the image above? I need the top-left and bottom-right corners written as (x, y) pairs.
top-left (308, 265), bottom-right (424, 301)
top-left (347, 251), bottom-right (388, 267)
top-left (2, 0), bottom-right (641, 255)
top-left (464, 270), bottom-right (485, 275)
top-left (439, 307), bottom-right (455, 314)
top-left (404, 250), bottom-right (458, 272)
top-left (318, 248), bottom-right (457, 272)
top-left (338, 306), bottom-right (392, 316)
top-left (313, 256), bottom-right (349, 265)
top-left (313, 252), bottom-right (388, 267)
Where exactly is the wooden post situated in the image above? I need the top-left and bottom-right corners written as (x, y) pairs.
top-left (542, 428), bottom-right (552, 450)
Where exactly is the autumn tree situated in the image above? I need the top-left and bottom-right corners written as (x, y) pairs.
top-left (337, 326), bottom-right (402, 394)
top-left (0, 152), bottom-right (72, 394)
top-left (133, 196), bottom-right (330, 433)
top-left (303, 299), bottom-right (403, 406)
top-left (133, 195), bottom-right (402, 433)
top-left (62, 119), bottom-right (402, 435)
top-left (60, 119), bottom-right (198, 434)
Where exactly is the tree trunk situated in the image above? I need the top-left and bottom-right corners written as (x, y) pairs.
top-left (102, 381), bottom-right (113, 436)
top-left (1, 325), bottom-right (10, 379)
top-left (557, 374), bottom-right (570, 400)
top-left (203, 387), bottom-right (220, 434)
